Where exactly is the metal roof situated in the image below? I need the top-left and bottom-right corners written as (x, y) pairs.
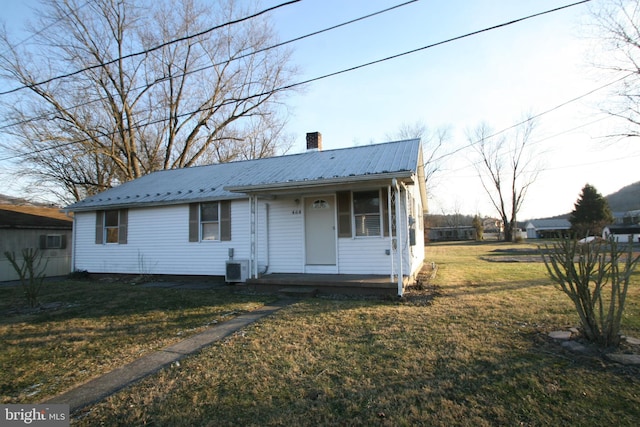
top-left (0, 205), bottom-right (73, 229)
top-left (526, 219), bottom-right (571, 230)
top-left (66, 139), bottom-right (422, 212)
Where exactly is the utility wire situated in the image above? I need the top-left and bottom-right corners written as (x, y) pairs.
top-left (447, 110), bottom-right (627, 177)
top-left (0, 0), bottom-right (301, 96)
top-left (0, 1), bottom-right (92, 56)
top-left (270, 0), bottom-right (594, 92)
top-left (0, 0), bottom-right (596, 162)
top-left (430, 71), bottom-right (633, 165)
top-left (0, 0), bottom-right (418, 131)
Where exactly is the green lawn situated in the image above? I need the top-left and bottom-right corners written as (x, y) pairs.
top-left (3, 241), bottom-right (640, 426)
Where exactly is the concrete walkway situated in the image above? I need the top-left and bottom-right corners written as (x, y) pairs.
top-left (43, 299), bottom-right (292, 412)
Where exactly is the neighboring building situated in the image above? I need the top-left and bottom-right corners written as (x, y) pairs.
top-left (482, 218), bottom-right (504, 240)
top-left (64, 135), bottom-right (427, 296)
top-left (0, 205), bottom-right (73, 281)
top-left (525, 219), bottom-right (571, 239)
top-left (602, 225), bottom-right (640, 243)
top-left (427, 226), bottom-right (476, 242)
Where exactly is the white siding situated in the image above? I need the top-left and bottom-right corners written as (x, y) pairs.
top-left (73, 201), bottom-right (251, 276)
top-left (337, 237), bottom-right (392, 275)
top-left (72, 185), bottom-right (425, 278)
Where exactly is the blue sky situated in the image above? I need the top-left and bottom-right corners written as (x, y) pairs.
top-left (1, 0), bottom-right (638, 219)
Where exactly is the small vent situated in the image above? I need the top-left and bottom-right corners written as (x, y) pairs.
top-left (225, 260), bottom-right (249, 283)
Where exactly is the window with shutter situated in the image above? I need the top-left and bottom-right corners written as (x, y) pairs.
top-left (189, 201), bottom-right (232, 242)
top-left (96, 209), bottom-right (128, 244)
top-left (353, 190), bottom-right (381, 237)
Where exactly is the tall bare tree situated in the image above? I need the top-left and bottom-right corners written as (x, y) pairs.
top-left (387, 120), bottom-right (449, 210)
top-left (0, 0), bottom-right (297, 203)
top-left (390, 121), bottom-right (449, 185)
top-left (469, 119), bottom-right (538, 242)
top-left (589, 0), bottom-right (640, 138)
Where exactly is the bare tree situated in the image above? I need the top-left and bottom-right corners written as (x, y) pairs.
top-left (589, 0), bottom-right (640, 138)
top-left (469, 119), bottom-right (539, 242)
top-left (387, 120), bottom-right (449, 202)
top-left (0, 0), bottom-right (297, 204)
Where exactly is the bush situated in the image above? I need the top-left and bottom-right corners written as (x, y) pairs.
top-left (4, 249), bottom-right (48, 308)
top-left (540, 237), bottom-right (640, 348)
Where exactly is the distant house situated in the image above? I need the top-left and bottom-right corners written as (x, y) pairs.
top-left (602, 225), bottom-right (640, 243)
top-left (64, 136), bottom-right (427, 296)
top-left (0, 205), bottom-right (73, 281)
top-left (482, 218), bottom-right (504, 240)
top-left (525, 219), bottom-right (571, 239)
top-left (427, 226), bottom-right (476, 242)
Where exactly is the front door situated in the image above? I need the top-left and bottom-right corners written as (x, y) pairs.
top-left (305, 196), bottom-right (337, 265)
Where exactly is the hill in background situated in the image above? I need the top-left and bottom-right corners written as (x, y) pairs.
top-left (605, 181), bottom-right (640, 212)
top-left (541, 181), bottom-right (640, 221)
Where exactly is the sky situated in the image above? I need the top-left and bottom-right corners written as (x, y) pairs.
top-left (1, 0), bottom-right (638, 220)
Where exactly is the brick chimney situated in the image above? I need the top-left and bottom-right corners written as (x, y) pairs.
top-left (306, 132), bottom-right (322, 151)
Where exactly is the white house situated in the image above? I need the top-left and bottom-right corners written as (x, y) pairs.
top-left (602, 225), bottom-right (640, 243)
top-left (65, 135), bottom-right (427, 296)
top-left (525, 219), bottom-right (571, 239)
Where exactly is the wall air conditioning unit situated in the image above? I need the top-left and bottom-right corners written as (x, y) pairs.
top-left (225, 260), bottom-right (249, 283)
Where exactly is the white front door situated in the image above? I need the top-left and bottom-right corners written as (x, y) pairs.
top-left (305, 196), bottom-right (337, 265)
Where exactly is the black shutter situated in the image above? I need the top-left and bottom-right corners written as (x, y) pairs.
top-left (336, 191), bottom-right (352, 238)
top-left (189, 203), bottom-right (199, 242)
top-left (118, 209), bottom-right (128, 244)
top-left (95, 211), bottom-right (104, 244)
top-left (381, 187), bottom-right (390, 237)
top-left (220, 201), bottom-right (231, 241)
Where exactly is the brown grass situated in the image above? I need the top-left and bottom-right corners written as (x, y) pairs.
top-left (4, 241), bottom-right (640, 425)
top-left (67, 241), bottom-right (640, 426)
top-left (0, 279), bottom-right (276, 404)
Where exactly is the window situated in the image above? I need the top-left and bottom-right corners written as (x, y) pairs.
top-left (95, 209), bottom-right (128, 244)
top-left (337, 189), bottom-right (392, 238)
top-left (189, 201), bottom-right (231, 242)
top-left (104, 210), bottom-right (120, 243)
top-left (353, 190), bottom-right (381, 236)
top-left (39, 234), bottom-right (66, 249)
top-left (200, 202), bottom-right (220, 241)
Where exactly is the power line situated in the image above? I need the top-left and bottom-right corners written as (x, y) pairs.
top-left (430, 72), bottom-right (633, 165)
top-left (446, 111), bottom-right (627, 177)
top-left (0, 0), bottom-right (596, 162)
top-left (0, 1), bottom-right (92, 57)
top-left (0, 0), bottom-right (418, 131)
top-left (0, 0), bottom-right (302, 96)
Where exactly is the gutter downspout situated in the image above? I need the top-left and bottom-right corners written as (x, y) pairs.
top-left (250, 195), bottom-right (257, 279)
top-left (70, 212), bottom-right (77, 273)
top-left (393, 179), bottom-right (403, 297)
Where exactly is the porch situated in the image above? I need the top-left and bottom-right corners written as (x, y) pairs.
top-left (244, 273), bottom-right (410, 297)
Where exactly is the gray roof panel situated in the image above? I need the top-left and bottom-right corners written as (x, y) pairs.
top-left (66, 139), bottom-right (421, 211)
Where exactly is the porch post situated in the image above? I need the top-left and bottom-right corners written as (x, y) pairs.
top-left (388, 184), bottom-right (394, 284)
top-left (250, 195), bottom-right (258, 279)
top-left (393, 179), bottom-right (404, 297)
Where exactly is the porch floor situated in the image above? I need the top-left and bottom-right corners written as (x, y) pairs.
top-left (245, 273), bottom-right (405, 297)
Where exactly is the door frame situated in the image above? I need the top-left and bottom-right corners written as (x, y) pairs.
top-left (303, 194), bottom-right (338, 273)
